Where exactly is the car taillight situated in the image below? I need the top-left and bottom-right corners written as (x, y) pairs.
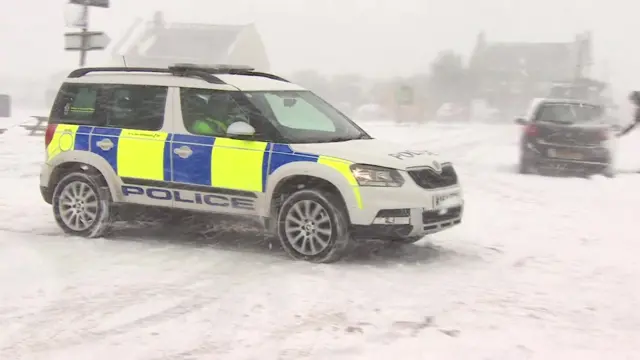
top-left (524, 124), bottom-right (538, 136)
top-left (44, 124), bottom-right (57, 149)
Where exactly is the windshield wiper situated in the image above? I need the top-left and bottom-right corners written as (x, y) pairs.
top-left (317, 134), bottom-right (371, 143)
top-left (318, 136), bottom-right (354, 143)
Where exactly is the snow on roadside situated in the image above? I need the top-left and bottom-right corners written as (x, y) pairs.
top-left (0, 116), bottom-right (639, 359)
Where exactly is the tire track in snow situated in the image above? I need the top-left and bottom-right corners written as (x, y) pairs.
top-left (0, 261), bottom-right (260, 357)
top-left (0, 227), bottom-right (294, 358)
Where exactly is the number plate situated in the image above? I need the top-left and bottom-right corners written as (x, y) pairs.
top-left (433, 192), bottom-right (461, 208)
top-left (548, 149), bottom-right (583, 160)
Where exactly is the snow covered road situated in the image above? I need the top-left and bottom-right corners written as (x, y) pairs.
top-left (1, 116), bottom-right (640, 359)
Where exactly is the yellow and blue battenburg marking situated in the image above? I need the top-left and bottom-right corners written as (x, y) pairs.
top-left (47, 127), bottom-right (363, 208)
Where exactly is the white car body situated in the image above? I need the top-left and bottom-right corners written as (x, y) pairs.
top-left (39, 64), bottom-right (464, 261)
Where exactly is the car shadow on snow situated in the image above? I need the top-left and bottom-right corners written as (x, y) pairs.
top-left (495, 163), bottom-right (616, 179)
top-left (103, 218), bottom-right (455, 266)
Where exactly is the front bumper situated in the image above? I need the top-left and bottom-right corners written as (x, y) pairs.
top-left (347, 181), bottom-right (464, 240)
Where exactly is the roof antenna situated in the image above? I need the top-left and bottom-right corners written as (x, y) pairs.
top-left (122, 55), bottom-right (128, 67)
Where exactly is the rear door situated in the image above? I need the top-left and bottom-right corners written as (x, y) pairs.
top-left (96, 84), bottom-right (173, 207)
top-left (50, 82), bottom-right (174, 207)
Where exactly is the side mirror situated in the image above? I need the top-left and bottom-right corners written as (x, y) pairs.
top-left (514, 117), bottom-right (527, 125)
top-left (226, 121), bottom-right (256, 139)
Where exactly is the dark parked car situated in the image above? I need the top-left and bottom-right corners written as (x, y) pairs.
top-left (515, 98), bottom-right (614, 177)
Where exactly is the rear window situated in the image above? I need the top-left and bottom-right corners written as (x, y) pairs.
top-left (533, 102), bottom-right (604, 124)
top-left (49, 83), bottom-right (168, 131)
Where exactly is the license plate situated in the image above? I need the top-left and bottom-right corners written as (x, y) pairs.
top-left (433, 192), bottom-right (461, 208)
top-left (548, 149), bottom-right (583, 160)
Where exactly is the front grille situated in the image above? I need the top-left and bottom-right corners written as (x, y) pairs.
top-left (423, 206), bottom-right (462, 224)
top-left (408, 164), bottom-right (458, 189)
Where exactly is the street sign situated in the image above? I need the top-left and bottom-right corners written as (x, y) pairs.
top-left (64, 31), bottom-right (111, 51)
top-left (396, 85), bottom-right (414, 106)
top-left (68, 0), bottom-right (109, 8)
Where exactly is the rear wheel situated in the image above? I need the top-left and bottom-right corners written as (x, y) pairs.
top-left (602, 163), bottom-right (615, 178)
top-left (52, 172), bottom-right (113, 238)
top-left (277, 189), bottom-right (351, 263)
top-left (519, 156), bottom-right (537, 174)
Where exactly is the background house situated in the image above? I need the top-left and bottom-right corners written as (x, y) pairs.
top-left (43, 11), bottom-right (271, 109)
top-left (109, 11), bottom-right (270, 71)
top-left (468, 31), bottom-right (594, 119)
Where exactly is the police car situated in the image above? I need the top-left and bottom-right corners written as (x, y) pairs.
top-left (39, 64), bottom-right (464, 263)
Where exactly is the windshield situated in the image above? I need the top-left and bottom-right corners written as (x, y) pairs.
top-left (242, 90), bottom-right (371, 143)
top-left (534, 102), bottom-right (605, 124)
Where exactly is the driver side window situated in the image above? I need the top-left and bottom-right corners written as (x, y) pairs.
top-left (180, 88), bottom-right (249, 137)
top-left (264, 94), bottom-right (336, 132)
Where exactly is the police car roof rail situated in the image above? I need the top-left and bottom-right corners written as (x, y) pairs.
top-left (229, 70), bottom-right (291, 83)
top-left (67, 64), bottom-right (290, 84)
top-left (67, 66), bottom-right (227, 85)
top-left (169, 63), bottom-right (255, 73)
top-left (168, 63), bottom-right (291, 83)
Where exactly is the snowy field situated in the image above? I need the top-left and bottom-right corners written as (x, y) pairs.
top-left (2, 112), bottom-right (640, 359)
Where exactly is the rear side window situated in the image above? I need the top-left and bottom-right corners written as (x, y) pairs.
top-left (50, 83), bottom-right (168, 131)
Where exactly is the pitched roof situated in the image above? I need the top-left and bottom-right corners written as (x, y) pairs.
top-left (118, 20), bottom-right (255, 67)
top-left (138, 23), bottom-right (247, 63)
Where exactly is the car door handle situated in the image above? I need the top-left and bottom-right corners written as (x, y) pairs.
top-left (96, 138), bottom-right (114, 151)
top-left (173, 146), bottom-right (193, 159)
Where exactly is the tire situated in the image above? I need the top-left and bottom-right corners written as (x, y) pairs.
top-left (602, 165), bottom-right (615, 178)
top-left (519, 155), bottom-right (537, 174)
top-left (52, 172), bottom-right (113, 238)
top-left (276, 189), bottom-right (351, 263)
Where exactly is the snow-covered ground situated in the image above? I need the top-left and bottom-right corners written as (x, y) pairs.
top-left (1, 114), bottom-right (640, 360)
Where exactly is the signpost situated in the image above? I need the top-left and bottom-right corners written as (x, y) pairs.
top-left (65, 31), bottom-right (111, 52)
top-left (396, 85), bottom-right (414, 106)
top-left (64, 0), bottom-right (110, 67)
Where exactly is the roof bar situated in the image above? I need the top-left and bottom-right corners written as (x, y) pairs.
top-left (67, 66), bottom-right (227, 84)
top-left (68, 67), bottom-right (171, 78)
top-left (67, 64), bottom-right (290, 84)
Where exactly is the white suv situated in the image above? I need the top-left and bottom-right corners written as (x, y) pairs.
top-left (40, 64), bottom-right (464, 263)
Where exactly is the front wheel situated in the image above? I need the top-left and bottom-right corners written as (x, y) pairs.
top-left (52, 172), bottom-right (113, 238)
top-left (277, 189), bottom-right (351, 263)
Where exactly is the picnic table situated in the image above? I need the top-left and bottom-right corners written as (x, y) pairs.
top-left (20, 116), bottom-right (48, 136)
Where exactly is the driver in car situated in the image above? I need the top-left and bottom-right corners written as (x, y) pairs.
top-left (190, 93), bottom-right (237, 136)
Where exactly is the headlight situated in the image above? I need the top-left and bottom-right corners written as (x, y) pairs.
top-left (349, 164), bottom-right (405, 187)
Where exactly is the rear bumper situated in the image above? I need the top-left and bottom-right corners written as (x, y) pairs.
top-left (521, 144), bottom-right (611, 173)
top-left (39, 163), bottom-right (53, 204)
top-left (522, 141), bottom-right (611, 165)
top-left (40, 186), bottom-right (52, 204)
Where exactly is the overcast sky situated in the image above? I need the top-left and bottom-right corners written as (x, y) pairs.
top-left (0, 0), bottom-right (637, 99)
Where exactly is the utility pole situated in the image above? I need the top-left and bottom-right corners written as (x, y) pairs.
top-left (64, 0), bottom-right (110, 67)
top-left (79, 2), bottom-right (90, 67)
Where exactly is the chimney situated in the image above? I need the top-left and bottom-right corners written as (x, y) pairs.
top-left (153, 11), bottom-right (165, 29)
